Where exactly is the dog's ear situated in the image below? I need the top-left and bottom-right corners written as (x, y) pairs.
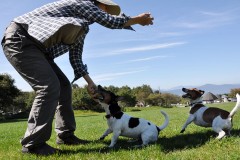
top-left (182, 88), bottom-right (187, 92)
top-left (116, 96), bottom-right (124, 102)
top-left (199, 90), bottom-right (205, 95)
top-left (97, 85), bottom-right (103, 90)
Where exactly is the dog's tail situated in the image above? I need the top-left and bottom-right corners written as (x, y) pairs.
top-left (228, 93), bottom-right (240, 118)
top-left (158, 111), bottom-right (169, 131)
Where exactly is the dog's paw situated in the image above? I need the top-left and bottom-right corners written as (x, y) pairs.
top-left (98, 147), bottom-right (111, 153)
top-left (99, 137), bottom-right (105, 140)
top-left (108, 145), bottom-right (114, 148)
top-left (180, 129), bottom-right (185, 133)
top-left (127, 139), bottom-right (138, 143)
top-left (133, 144), bottom-right (146, 148)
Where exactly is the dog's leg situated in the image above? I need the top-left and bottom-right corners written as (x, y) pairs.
top-left (127, 139), bottom-right (139, 143)
top-left (212, 126), bottom-right (226, 139)
top-left (215, 130), bottom-right (226, 139)
top-left (227, 130), bottom-right (231, 136)
top-left (100, 128), bottom-right (112, 140)
top-left (181, 114), bottom-right (195, 133)
top-left (140, 136), bottom-right (150, 147)
top-left (108, 130), bottom-right (121, 148)
top-left (134, 132), bottom-right (156, 148)
top-left (212, 117), bottom-right (227, 139)
top-left (223, 129), bottom-right (231, 137)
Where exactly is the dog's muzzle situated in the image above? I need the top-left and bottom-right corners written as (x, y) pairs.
top-left (182, 93), bottom-right (191, 98)
top-left (93, 93), bottom-right (104, 102)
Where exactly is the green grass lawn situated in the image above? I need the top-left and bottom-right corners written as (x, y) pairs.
top-left (1, 102), bottom-right (240, 160)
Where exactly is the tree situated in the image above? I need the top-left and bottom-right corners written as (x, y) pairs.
top-left (25, 91), bottom-right (36, 109)
top-left (161, 93), bottom-right (181, 107)
top-left (106, 85), bottom-right (119, 93)
top-left (72, 85), bottom-right (100, 111)
top-left (133, 85), bottom-right (153, 106)
top-left (72, 83), bottom-right (80, 89)
top-left (0, 74), bottom-right (20, 112)
top-left (117, 85), bottom-right (136, 107)
top-left (145, 93), bottom-right (163, 106)
top-left (180, 97), bottom-right (189, 106)
top-left (228, 88), bottom-right (240, 98)
top-left (13, 93), bottom-right (28, 113)
top-left (15, 91), bottom-right (36, 111)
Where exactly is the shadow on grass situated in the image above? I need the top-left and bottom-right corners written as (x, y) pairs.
top-left (0, 118), bottom-right (27, 123)
top-left (158, 131), bottom-right (213, 153)
top-left (75, 114), bottom-right (99, 118)
top-left (159, 128), bottom-right (240, 153)
top-left (57, 129), bottom-right (240, 155)
top-left (129, 109), bottom-right (142, 112)
top-left (58, 139), bottom-right (144, 155)
top-left (0, 114), bottom-right (99, 123)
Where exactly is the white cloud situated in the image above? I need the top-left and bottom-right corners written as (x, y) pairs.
top-left (199, 11), bottom-right (225, 16)
top-left (157, 32), bottom-right (186, 37)
top-left (174, 10), bottom-right (237, 29)
top-left (86, 42), bottom-right (186, 58)
top-left (118, 55), bottom-right (173, 64)
top-left (92, 69), bottom-right (146, 82)
top-left (117, 42), bottom-right (185, 53)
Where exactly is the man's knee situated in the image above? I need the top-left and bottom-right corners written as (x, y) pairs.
top-left (35, 76), bottom-right (61, 100)
top-left (47, 78), bottom-right (61, 98)
top-left (59, 79), bottom-right (72, 100)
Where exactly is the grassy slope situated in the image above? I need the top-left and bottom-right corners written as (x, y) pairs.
top-left (0, 102), bottom-right (240, 160)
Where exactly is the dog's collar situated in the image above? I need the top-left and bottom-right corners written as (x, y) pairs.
top-left (105, 114), bottom-right (111, 119)
top-left (105, 111), bottom-right (123, 119)
top-left (190, 101), bottom-right (203, 106)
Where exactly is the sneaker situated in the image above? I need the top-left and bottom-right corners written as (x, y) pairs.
top-left (22, 143), bottom-right (59, 156)
top-left (56, 134), bottom-right (90, 145)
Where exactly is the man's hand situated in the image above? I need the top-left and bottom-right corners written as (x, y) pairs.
top-left (136, 13), bottom-right (154, 26)
top-left (124, 12), bottom-right (154, 27)
top-left (83, 74), bottom-right (97, 99)
top-left (87, 82), bottom-right (97, 96)
top-left (87, 82), bottom-right (100, 103)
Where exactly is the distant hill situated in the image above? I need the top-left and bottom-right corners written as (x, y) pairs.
top-left (161, 84), bottom-right (240, 95)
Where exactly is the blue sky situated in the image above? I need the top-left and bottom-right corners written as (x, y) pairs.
top-left (1, 0), bottom-right (240, 91)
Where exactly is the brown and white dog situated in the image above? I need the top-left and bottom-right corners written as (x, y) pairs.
top-left (94, 85), bottom-right (169, 148)
top-left (181, 88), bottom-right (240, 139)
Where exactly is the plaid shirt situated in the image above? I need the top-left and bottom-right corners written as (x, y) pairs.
top-left (13, 0), bottom-right (131, 83)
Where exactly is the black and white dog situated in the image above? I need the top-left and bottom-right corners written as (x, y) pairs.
top-left (94, 85), bottom-right (169, 148)
top-left (181, 88), bottom-right (240, 139)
